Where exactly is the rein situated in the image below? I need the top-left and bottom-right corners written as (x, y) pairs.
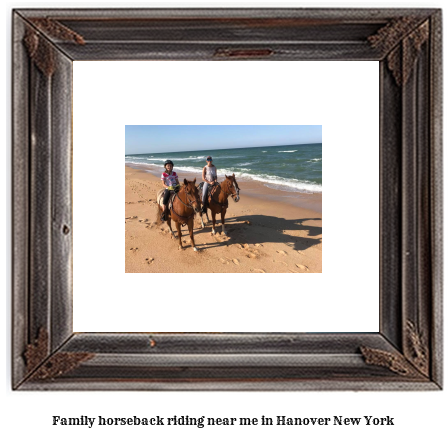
top-left (170, 186), bottom-right (199, 225)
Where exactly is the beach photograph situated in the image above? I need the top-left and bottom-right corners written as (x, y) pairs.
top-left (125, 125), bottom-right (322, 273)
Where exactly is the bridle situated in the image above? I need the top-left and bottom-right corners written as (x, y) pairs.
top-left (176, 185), bottom-right (200, 212)
top-left (222, 178), bottom-right (240, 202)
top-left (208, 178), bottom-right (240, 210)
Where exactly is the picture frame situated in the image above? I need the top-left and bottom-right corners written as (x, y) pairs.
top-left (12, 8), bottom-right (442, 390)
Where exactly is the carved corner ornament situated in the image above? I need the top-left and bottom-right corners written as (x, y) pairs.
top-left (405, 320), bottom-right (429, 376)
top-left (24, 328), bottom-right (94, 381)
top-left (361, 320), bottom-right (429, 380)
top-left (23, 17), bottom-right (85, 77)
top-left (368, 17), bottom-right (429, 86)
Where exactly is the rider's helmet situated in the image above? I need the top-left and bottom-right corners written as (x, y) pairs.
top-left (164, 160), bottom-right (174, 168)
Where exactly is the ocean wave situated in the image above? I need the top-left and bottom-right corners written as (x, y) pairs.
top-left (263, 182), bottom-right (320, 194)
top-left (226, 167), bottom-right (251, 172)
top-left (125, 160), bottom-right (161, 168)
top-left (214, 168), bottom-right (322, 193)
top-left (145, 156), bottom-right (206, 162)
top-left (307, 158), bottom-right (322, 162)
top-left (127, 161), bottom-right (321, 193)
top-left (247, 174), bottom-right (321, 193)
top-left (279, 150), bottom-right (297, 153)
top-left (174, 165), bottom-right (204, 173)
top-left (211, 155), bottom-right (240, 160)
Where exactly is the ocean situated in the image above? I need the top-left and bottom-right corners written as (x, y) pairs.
top-left (125, 144), bottom-right (322, 194)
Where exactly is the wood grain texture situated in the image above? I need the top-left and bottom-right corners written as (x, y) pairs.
top-left (12, 7), bottom-right (442, 391)
top-left (50, 49), bottom-right (73, 350)
top-left (429, 9), bottom-right (443, 388)
top-left (379, 59), bottom-right (402, 350)
top-left (12, 13), bottom-right (30, 388)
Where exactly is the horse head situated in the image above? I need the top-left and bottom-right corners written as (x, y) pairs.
top-left (224, 174), bottom-right (240, 202)
top-left (183, 178), bottom-right (201, 213)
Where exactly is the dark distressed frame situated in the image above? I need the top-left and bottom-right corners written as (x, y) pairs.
top-left (12, 8), bottom-right (442, 390)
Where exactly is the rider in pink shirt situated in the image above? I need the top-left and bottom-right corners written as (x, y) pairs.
top-left (160, 160), bottom-right (179, 221)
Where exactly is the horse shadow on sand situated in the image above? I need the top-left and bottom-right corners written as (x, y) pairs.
top-left (194, 214), bottom-right (322, 252)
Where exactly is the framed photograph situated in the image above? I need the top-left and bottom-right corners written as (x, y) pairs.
top-left (123, 124), bottom-right (323, 273)
top-left (12, 8), bottom-right (442, 390)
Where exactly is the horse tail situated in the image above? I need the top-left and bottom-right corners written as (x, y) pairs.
top-left (154, 205), bottom-right (163, 226)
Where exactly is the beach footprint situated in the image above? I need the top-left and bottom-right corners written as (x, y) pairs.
top-left (252, 268), bottom-right (266, 273)
top-left (146, 257), bottom-right (154, 265)
top-left (219, 258), bottom-right (229, 265)
top-left (232, 259), bottom-right (240, 265)
top-left (276, 250), bottom-right (288, 256)
top-left (273, 259), bottom-right (287, 266)
top-left (295, 264), bottom-right (309, 272)
top-left (212, 233), bottom-right (229, 243)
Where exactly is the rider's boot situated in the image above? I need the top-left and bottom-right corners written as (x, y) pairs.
top-left (161, 204), bottom-right (168, 221)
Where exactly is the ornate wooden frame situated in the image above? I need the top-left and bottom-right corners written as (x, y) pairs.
top-left (12, 8), bottom-right (442, 390)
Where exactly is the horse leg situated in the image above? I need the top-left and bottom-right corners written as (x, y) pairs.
top-left (211, 210), bottom-right (217, 235)
top-left (200, 211), bottom-right (206, 229)
top-left (175, 221), bottom-right (183, 250)
top-left (188, 219), bottom-right (198, 252)
top-left (167, 215), bottom-right (175, 239)
top-left (221, 208), bottom-right (227, 235)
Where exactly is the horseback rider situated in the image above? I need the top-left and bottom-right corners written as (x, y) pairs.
top-left (201, 156), bottom-right (217, 213)
top-left (160, 160), bottom-right (180, 221)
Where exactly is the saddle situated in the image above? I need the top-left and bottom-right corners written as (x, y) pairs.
top-left (198, 181), bottom-right (219, 201)
top-left (197, 182), bottom-right (227, 209)
top-left (157, 187), bottom-right (194, 226)
top-left (156, 189), bottom-right (176, 210)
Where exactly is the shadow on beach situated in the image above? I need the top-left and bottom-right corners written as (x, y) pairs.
top-left (195, 214), bottom-right (322, 252)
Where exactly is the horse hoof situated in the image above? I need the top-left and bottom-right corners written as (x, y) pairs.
top-left (193, 247), bottom-right (198, 252)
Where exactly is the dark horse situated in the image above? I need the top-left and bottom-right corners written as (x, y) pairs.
top-left (157, 179), bottom-right (201, 251)
top-left (199, 174), bottom-right (240, 236)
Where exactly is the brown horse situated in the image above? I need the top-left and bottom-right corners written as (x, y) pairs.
top-left (158, 178), bottom-right (201, 251)
top-left (199, 174), bottom-right (240, 235)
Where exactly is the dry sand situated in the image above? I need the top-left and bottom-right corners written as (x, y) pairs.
top-left (125, 165), bottom-right (322, 273)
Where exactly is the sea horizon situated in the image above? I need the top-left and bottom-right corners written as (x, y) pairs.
top-left (126, 142), bottom-right (322, 156)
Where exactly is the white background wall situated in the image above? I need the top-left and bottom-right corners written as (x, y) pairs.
top-left (3, 1), bottom-right (446, 438)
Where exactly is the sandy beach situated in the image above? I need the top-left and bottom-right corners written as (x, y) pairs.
top-left (125, 165), bottom-right (322, 273)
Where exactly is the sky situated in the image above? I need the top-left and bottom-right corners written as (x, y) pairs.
top-left (125, 125), bottom-right (322, 154)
